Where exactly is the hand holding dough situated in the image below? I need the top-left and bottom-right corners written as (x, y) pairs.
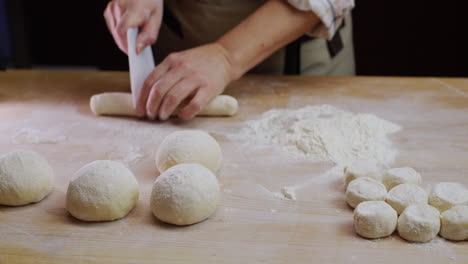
top-left (90, 92), bottom-right (238, 118)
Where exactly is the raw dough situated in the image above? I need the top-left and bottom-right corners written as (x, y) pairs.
top-left (344, 160), bottom-right (381, 189)
top-left (353, 201), bottom-right (397, 239)
top-left (90, 92), bottom-right (238, 117)
top-left (386, 184), bottom-right (428, 215)
top-left (345, 177), bottom-right (387, 208)
top-left (382, 167), bottom-right (422, 191)
top-left (0, 150), bottom-right (54, 206)
top-left (150, 163), bottom-right (220, 226)
top-left (429, 182), bottom-right (468, 212)
top-left (397, 204), bottom-right (440, 243)
top-left (155, 130), bottom-right (222, 173)
top-left (439, 205), bottom-right (468, 241)
top-left (66, 160), bottom-right (139, 221)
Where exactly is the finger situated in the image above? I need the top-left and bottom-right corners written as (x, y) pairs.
top-left (116, 9), bottom-right (147, 52)
top-left (158, 79), bottom-right (198, 121)
top-left (103, 2), bottom-right (116, 32)
top-left (145, 69), bottom-right (185, 120)
top-left (178, 88), bottom-right (214, 121)
top-left (112, 2), bottom-right (128, 53)
top-left (136, 62), bottom-right (170, 116)
top-left (117, 7), bottom-right (146, 36)
top-left (105, 2), bottom-right (128, 53)
top-left (104, 2), bottom-right (127, 54)
top-left (136, 14), bottom-right (161, 54)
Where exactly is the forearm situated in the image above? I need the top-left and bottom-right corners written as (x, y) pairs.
top-left (217, 0), bottom-right (320, 80)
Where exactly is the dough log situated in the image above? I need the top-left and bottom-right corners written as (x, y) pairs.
top-left (90, 92), bottom-right (238, 117)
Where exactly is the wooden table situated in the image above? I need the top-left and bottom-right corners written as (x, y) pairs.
top-left (0, 70), bottom-right (466, 264)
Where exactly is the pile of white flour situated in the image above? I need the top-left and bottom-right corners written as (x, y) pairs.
top-left (242, 105), bottom-right (401, 167)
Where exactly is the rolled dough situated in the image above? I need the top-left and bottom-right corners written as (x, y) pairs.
top-left (382, 167), bottom-right (422, 191)
top-left (353, 201), bottom-right (397, 239)
top-left (90, 92), bottom-right (238, 117)
top-left (429, 182), bottom-right (468, 212)
top-left (345, 177), bottom-right (387, 208)
top-left (397, 204), bottom-right (440, 243)
top-left (439, 205), bottom-right (468, 241)
top-left (343, 160), bottom-right (381, 189)
top-left (386, 183), bottom-right (428, 215)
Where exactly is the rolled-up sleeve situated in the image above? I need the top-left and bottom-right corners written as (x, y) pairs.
top-left (287, 0), bottom-right (354, 39)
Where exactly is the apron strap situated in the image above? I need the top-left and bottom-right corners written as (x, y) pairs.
top-left (284, 20), bottom-right (346, 75)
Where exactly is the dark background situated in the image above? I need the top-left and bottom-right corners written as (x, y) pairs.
top-left (3, 0), bottom-right (468, 76)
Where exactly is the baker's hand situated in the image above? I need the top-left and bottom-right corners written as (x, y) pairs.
top-left (137, 43), bottom-right (235, 121)
top-left (103, 0), bottom-right (163, 54)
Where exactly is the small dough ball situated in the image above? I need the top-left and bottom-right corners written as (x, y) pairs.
top-left (429, 182), bottom-right (468, 212)
top-left (382, 167), bottom-right (422, 191)
top-left (0, 150), bottom-right (54, 206)
top-left (345, 178), bottom-right (387, 208)
top-left (353, 201), bottom-right (397, 239)
top-left (397, 204), bottom-right (440, 242)
top-left (386, 184), bottom-right (428, 215)
top-left (150, 163), bottom-right (220, 226)
top-left (66, 160), bottom-right (139, 221)
top-left (439, 205), bottom-right (468, 241)
top-left (344, 161), bottom-right (381, 189)
top-left (155, 130), bottom-right (222, 173)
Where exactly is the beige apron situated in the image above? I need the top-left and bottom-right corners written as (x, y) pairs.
top-left (154, 0), bottom-right (355, 76)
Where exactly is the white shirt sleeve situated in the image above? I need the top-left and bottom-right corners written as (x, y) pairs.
top-left (287, 0), bottom-right (355, 39)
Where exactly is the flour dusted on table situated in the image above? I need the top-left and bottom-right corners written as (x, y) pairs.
top-left (108, 145), bottom-right (146, 165)
top-left (242, 105), bottom-right (401, 166)
top-left (13, 128), bottom-right (67, 144)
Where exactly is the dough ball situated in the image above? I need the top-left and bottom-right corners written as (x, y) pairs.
top-left (382, 167), bottom-right (422, 191)
top-left (66, 160), bottom-right (139, 222)
top-left (344, 161), bottom-right (381, 189)
top-left (155, 130), bottom-right (222, 173)
top-left (353, 201), bottom-right (397, 239)
top-left (429, 182), bottom-right (468, 212)
top-left (345, 178), bottom-right (387, 208)
top-left (439, 205), bottom-right (468, 241)
top-left (397, 204), bottom-right (440, 242)
top-left (386, 184), bottom-right (428, 215)
top-left (150, 163), bottom-right (220, 226)
top-left (0, 150), bottom-right (54, 206)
